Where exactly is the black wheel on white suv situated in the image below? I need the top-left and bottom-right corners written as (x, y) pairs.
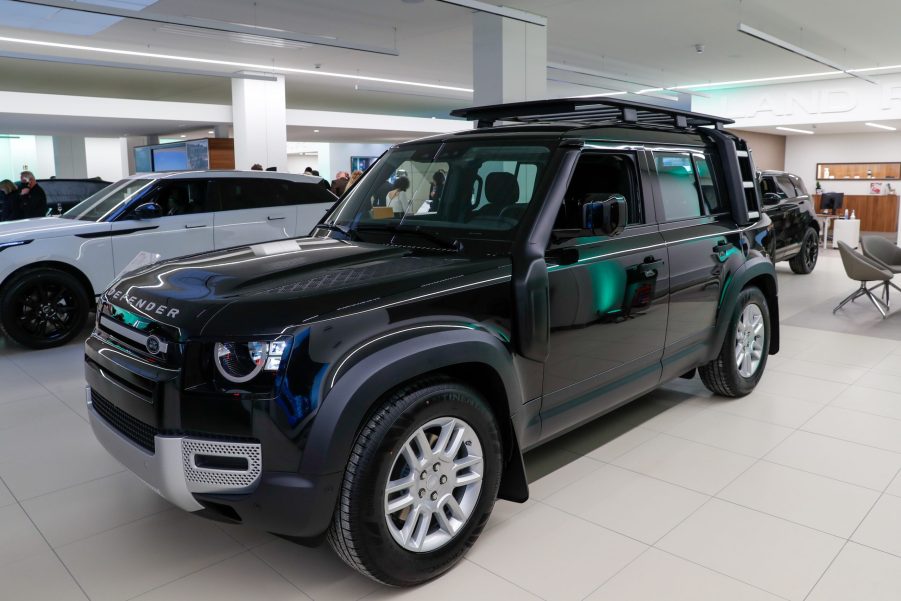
top-left (699, 286), bottom-right (770, 397)
top-left (327, 377), bottom-right (502, 586)
top-left (789, 227), bottom-right (819, 274)
top-left (0, 268), bottom-right (90, 349)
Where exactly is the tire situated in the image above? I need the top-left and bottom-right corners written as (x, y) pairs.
top-left (327, 377), bottom-right (502, 586)
top-left (699, 286), bottom-right (770, 398)
top-left (789, 227), bottom-right (819, 274)
top-left (0, 268), bottom-right (90, 349)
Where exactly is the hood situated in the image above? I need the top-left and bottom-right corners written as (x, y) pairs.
top-left (104, 236), bottom-right (508, 338)
top-left (0, 217), bottom-right (106, 242)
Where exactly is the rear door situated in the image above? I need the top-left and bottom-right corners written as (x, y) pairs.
top-left (762, 174), bottom-right (804, 260)
top-left (652, 149), bottom-right (745, 381)
top-left (294, 181), bottom-right (339, 235)
top-left (213, 178), bottom-right (296, 249)
top-left (110, 178), bottom-right (215, 274)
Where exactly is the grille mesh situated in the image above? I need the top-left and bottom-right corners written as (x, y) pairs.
top-left (91, 391), bottom-right (157, 453)
top-left (182, 439), bottom-right (262, 491)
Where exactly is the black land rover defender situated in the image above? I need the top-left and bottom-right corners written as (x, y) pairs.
top-left (85, 98), bottom-right (779, 586)
top-left (759, 170), bottom-right (820, 274)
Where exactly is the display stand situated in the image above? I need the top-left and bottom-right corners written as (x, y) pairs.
top-left (832, 219), bottom-right (861, 249)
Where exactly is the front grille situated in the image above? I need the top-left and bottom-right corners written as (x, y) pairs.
top-left (97, 302), bottom-right (180, 367)
top-left (91, 390), bottom-right (158, 453)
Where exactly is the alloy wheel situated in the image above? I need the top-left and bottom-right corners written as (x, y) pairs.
top-left (15, 280), bottom-right (78, 341)
top-left (734, 303), bottom-right (765, 378)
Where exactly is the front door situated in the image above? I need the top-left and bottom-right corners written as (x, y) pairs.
top-left (111, 179), bottom-right (215, 275)
top-left (540, 150), bottom-right (669, 439)
top-left (213, 178), bottom-right (296, 249)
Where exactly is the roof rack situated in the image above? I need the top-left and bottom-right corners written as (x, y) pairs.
top-left (450, 97), bottom-right (734, 131)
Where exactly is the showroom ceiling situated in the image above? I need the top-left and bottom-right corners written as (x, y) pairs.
top-left (0, 0), bottom-right (900, 125)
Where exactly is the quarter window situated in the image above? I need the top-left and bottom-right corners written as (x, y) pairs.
top-left (655, 153), bottom-right (703, 221)
top-left (775, 175), bottom-right (797, 199)
top-left (694, 156), bottom-right (726, 214)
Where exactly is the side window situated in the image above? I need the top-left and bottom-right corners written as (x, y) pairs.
top-left (775, 175), bottom-right (797, 199)
top-left (655, 152), bottom-right (703, 221)
top-left (789, 175), bottom-right (808, 196)
top-left (218, 179), bottom-right (274, 211)
top-left (294, 182), bottom-right (338, 205)
top-left (694, 155), bottom-right (726, 214)
top-left (556, 152), bottom-right (643, 230)
top-left (153, 180), bottom-right (213, 216)
top-left (760, 176), bottom-right (779, 197)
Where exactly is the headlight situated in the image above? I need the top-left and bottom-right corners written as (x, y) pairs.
top-left (213, 339), bottom-right (288, 383)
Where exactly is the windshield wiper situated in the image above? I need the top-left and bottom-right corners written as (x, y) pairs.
top-left (356, 224), bottom-right (462, 251)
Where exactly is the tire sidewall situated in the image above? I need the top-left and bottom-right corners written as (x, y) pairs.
top-left (723, 287), bottom-right (770, 395)
top-left (0, 269), bottom-right (89, 349)
top-left (791, 227), bottom-right (818, 274)
top-left (346, 382), bottom-right (501, 585)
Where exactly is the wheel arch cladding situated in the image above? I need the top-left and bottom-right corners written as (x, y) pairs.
top-left (713, 258), bottom-right (779, 357)
top-left (2, 260), bottom-right (95, 301)
top-left (302, 328), bottom-right (531, 501)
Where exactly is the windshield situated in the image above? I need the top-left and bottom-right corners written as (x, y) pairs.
top-left (62, 179), bottom-right (154, 221)
top-left (325, 140), bottom-right (555, 248)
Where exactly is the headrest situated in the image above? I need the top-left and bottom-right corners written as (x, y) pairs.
top-left (485, 172), bottom-right (519, 206)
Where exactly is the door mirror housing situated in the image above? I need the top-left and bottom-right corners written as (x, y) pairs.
top-left (762, 192), bottom-right (782, 205)
top-left (132, 202), bottom-right (162, 220)
top-left (583, 193), bottom-right (627, 236)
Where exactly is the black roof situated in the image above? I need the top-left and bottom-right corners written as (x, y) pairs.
top-left (451, 97), bottom-right (733, 131)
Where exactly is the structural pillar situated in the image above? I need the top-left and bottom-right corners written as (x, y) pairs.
top-left (52, 135), bottom-right (88, 178)
top-left (231, 75), bottom-right (287, 172)
top-left (473, 12), bottom-right (547, 106)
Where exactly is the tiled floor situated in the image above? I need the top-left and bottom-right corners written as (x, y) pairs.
top-left (3, 249), bottom-right (901, 600)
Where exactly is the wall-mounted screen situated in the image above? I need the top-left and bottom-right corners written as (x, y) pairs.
top-left (152, 146), bottom-right (188, 171)
top-left (134, 146), bottom-right (153, 173)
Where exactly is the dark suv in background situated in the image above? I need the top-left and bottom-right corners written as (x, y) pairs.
top-left (85, 98), bottom-right (780, 586)
top-left (759, 170), bottom-right (819, 274)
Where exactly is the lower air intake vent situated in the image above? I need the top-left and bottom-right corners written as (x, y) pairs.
top-left (182, 439), bottom-right (262, 493)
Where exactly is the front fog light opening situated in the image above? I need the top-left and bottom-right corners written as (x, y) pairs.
top-left (213, 340), bottom-right (288, 383)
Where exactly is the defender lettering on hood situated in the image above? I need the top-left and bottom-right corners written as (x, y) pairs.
top-left (109, 289), bottom-right (180, 318)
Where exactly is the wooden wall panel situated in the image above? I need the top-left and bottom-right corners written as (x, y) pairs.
top-left (814, 194), bottom-right (899, 232)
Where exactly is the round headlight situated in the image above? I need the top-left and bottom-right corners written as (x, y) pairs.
top-left (214, 341), bottom-right (267, 383)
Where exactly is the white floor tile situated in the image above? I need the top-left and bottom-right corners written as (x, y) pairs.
top-left (717, 461), bottom-right (878, 537)
top-left (770, 358), bottom-right (866, 385)
top-left (585, 426), bottom-right (658, 462)
top-left (0, 504), bottom-right (51, 568)
top-left (832, 384), bottom-right (901, 421)
top-left (666, 410), bottom-right (794, 458)
top-left (586, 547), bottom-right (782, 601)
top-left (0, 550), bottom-right (88, 601)
top-left (132, 552), bottom-right (308, 601)
top-left (253, 538), bottom-right (379, 601)
top-left (852, 372), bottom-right (901, 395)
top-left (56, 509), bottom-right (243, 601)
top-left (755, 370), bottom-right (847, 404)
top-left (526, 455), bottom-right (605, 500)
top-left (466, 503), bottom-right (646, 601)
top-left (0, 410), bottom-right (123, 500)
top-left (0, 394), bottom-right (71, 431)
top-left (887, 472), bottom-right (901, 497)
top-left (0, 478), bottom-right (14, 508)
top-left (807, 543), bottom-right (901, 601)
top-left (657, 499), bottom-right (844, 601)
top-left (484, 498), bottom-right (536, 531)
top-left (851, 494), bottom-right (901, 557)
top-left (802, 406), bottom-right (901, 453)
top-left (765, 430), bottom-right (901, 491)
top-left (612, 433), bottom-right (755, 494)
top-left (362, 559), bottom-right (542, 600)
top-left (636, 399), bottom-right (709, 432)
top-left (869, 353), bottom-right (901, 374)
top-left (708, 391), bottom-right (823, 428)
top-left (22, 471), bottom-right (171, 548)
top-left (0, 361), bottom-right (51, 405)
top-left (544, 464), bottom-right (707, 544)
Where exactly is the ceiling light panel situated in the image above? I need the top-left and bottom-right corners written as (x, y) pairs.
top-left (776, 126), bottom-right (814, 134)
top-left (865, 122), bottom-right (897, 131)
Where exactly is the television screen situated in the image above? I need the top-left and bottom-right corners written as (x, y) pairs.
top-left (152, 146), bottom-right (188, 172)
top-left (134, 147), bottom-right (153, 173)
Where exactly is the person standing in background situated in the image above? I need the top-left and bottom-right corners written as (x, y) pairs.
top-left (0, 179), bottom-right (20, 221)
top-left (250, 163), bottom-right (263, 171)
top-left (19, 171), bottom-right (46, 218)
top-left (331, 171), bottom-right (350, 196)
top-left (346, 169), bottom-right (364, 192)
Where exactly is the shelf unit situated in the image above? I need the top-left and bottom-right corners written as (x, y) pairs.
top-left (816, 162), bottom-right (901, 181)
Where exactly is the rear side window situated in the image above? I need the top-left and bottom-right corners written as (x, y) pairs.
top-left (655, 153), bottom-right (702, 221)
top-left (218, 179), bottom-right (303, 210)
top-left (294, 182), bottom-right (338, 205)
top-left (775, 175), bottom-right (797, 198)
top-left (694, 156), bottom-right (726, 214)
top-left (789, 175), bottom-right (808, 196)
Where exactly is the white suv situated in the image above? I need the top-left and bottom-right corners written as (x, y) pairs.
top-left (0, 170), bottom-right (337, 349)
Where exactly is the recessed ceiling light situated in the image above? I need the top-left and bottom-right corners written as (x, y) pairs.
top-left (180, 134), bottom-right (187, 137)
top-left (207, 130), bottom-right (215, 134)
top-left (313, 129), bottom-right (319, 133)
top-left (776, 126), bottom-right (815, 135)
top-left (866, 122), bottom-right (897, 131)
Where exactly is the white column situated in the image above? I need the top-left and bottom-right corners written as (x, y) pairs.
top-left (473, 13), bottom-right (547, 106)
top-left (52, 135), bottom-right (88, 178)
top-left (231, 75), bottom-right (287, 172)
top-left (84, 137), bottom-right (128, 181)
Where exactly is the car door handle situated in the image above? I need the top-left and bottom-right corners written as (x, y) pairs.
top-left (184, 224), bottom-right (207, 229)
top-left (267, 215), bottom-right (286, 221)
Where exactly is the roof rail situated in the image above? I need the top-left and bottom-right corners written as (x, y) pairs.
top-left (450, 97), bottom-right (733, 130)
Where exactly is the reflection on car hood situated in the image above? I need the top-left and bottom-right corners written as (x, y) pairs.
top-left (104, 237), bottom-right (510, 339)
top-left (0, 217), bottom-right (105, 242)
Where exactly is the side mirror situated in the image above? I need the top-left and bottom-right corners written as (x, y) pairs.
top-left (763, 192), bottom-right (782, 205)
top-left (583, 193), bottom-right (627, 236)
top-left (132, 202), bottom-right (162, 220)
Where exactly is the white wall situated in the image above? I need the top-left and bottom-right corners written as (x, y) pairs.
top-left (85, 137), bottom-right (128, 182)
top-left (784, 131), bottom-right (901, 193)
top-left (287, 155), bottom-right (318, 174)
top-left (327, 143), bottom-right (390, 179)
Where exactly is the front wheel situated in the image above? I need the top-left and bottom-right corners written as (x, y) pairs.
top-left (0, 268), bottom-right (90, 349)
top-left (327, 378), bottom-right (502, 586)
top-left (699, 286), bottom-right (770, 397)
top-left (789, 227), bottom-right (819, 274)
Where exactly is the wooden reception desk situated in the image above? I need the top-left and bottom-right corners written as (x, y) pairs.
top-left (813, 194), bottom-right (899, 232)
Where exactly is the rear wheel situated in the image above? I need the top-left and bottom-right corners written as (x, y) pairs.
top-left (0, 268), bottom-right (89, 349)
top-left (699, 286), bottom-right (770, 397)
top-left (789, 227), bottom-right (819, 274)
top-left (327, 378), bottom-right (502, 586)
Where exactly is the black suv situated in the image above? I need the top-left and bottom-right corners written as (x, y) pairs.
top-left (84, 98), bottom-right (779, 586)
top-left (759, 170), bottom-right (819, 274)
